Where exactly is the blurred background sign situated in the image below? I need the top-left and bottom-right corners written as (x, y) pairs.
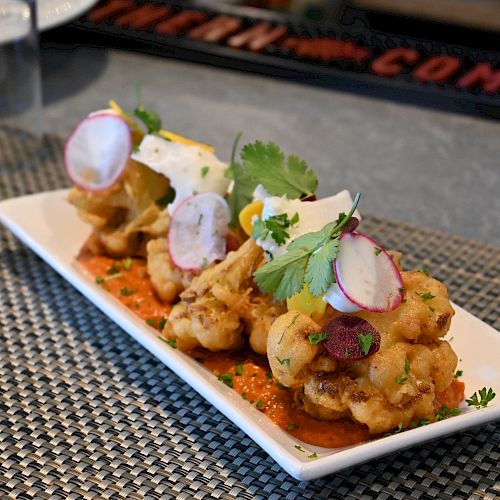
top-left (42, 0), bottom-right (500, 118)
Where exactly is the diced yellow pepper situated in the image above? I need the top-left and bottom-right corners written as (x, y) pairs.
top-left (158, 130), bottom-right (215, 153)
top-left (239, 200), bottom-right (264, 236)
top-left (287, 284), bottom-right (327, 321)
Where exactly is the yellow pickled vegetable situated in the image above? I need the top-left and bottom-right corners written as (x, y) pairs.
top-left (287, 284), bottom-right (327, 321)
top-left (158, 130), bottom-right (215, 153)
top-left (239, 200), bottom-right (264, 236)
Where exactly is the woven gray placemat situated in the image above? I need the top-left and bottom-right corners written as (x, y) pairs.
top-left (0, 129), bottom-right (499, 499)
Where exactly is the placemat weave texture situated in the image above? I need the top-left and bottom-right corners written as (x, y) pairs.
top-left (0, 129), bottom-right (499, 499)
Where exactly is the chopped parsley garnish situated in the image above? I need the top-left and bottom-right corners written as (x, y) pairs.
top-left (265, 371), bottom-right (273, 380)
top-left (218, 373), bottom-right (233, 388)
top-left (106, 265), bottom-right (120, 275)
top-left (146, 318), bottom-right (156, 327)
top-left (404, 358), bottom-right (411, 374)
top-left (252, 212), bottom-right (299, 246)
top-left (418, 268), bottom-right (430, 277)
top-left (155, 186), bottom-right (176, 207)
top-left (287, 423), bottom-right (297, 431)
top-left (454, 370), bottom-right (463, 379)
top-left (408, 418), bottom-right (430, 429)
top-left (294, 445), bottom-right (305, 452)
top-left (200, 165), bottom-right (210, 178)
top-left (436, 405), bottom-right (460, 420)
top-left (308, 452), bottom-right (318, 460)
top-left (158, 317), bottom-right (167, 330)
top-left (123, 258), bottom-right (133, 270)
top-left (395, 374), bottom-right (408, 385)
top-left (275, 382), bottom-right (287, 390)
top-left (235, 363), bottom-right (244, 376)
top-left (466, 387), bottom-right (496, 409)
top-left (120, 287), bottom-right (136, 297)
top-left (255, 400), bottom-right (263, 409)
top-left (133, 84), bottom-right (162, 134)
top-left (308, 332), bottom-right (327, 345)
top-left (275, 356), bottom-right (290, 368)
top-left (386, 422), bottom-right (404, 436)
top-left (374, 247), bottom-right (382, 256)
top-left (96, 273), bottom-right (123, 285)
top-left (415, 291), bottom-right (436, 302)
top-left (357, 332), bottom-right (373, 355)
top-left (253, 193), bottom-right (360, 300)
top-left (95, 276), bottom-right (105, 284)
top-left (159, 337), bottom-right (176, 348)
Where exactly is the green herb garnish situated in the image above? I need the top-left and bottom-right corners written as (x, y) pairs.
top-left (120, 287), bottom-right (136, 297)
top-left (255, 400), bottom-right (263, 409)
top-left (146, 318), bottom-right (156, 327)
top-left (155, 186), bottom-right (176, 207)
top-left (374, 247), bottom-right (382, 256)
top-left (218, 373), bottom-right (233, 388)
top-left (404, 358), bottom-right (411, 374)
top-left (252, 212), bottom-right (299, 246)
top-left (294, 445), bottom-right (305, 452)
top-left (308, 452), bottom-right (318, 460)
top-left (275, 356), bottom-right (290, 368)
top-left (308, 332), bottom-right (327, 345)
top-left (415, 291), bottom-right (436, 302)
top-left (158, 317), bottom-right (167, 330)
top-left (123, 258), bottom-right (133, 270)
top-left (253, 193), bottom-right (360, 300)
top-left (242, 141), bottom-right (318, 199)
top-left (435, 405), bottom-right (461, 421)
top-left (395, 374), bottom-right (408, 385)
top-left (106, 265), bottom-right (120, 275)
top-left (200, 166), bottom-right (210, 178)
top-left (235, 363), bottom-right (244, 376)
top-left (287, 423), bottom-right (297, 431)
top-left (466, 387), bottom-right (496, 409)
top-left (357, 332), bottom-right (373, 356)
top-left (454, 370), bottom-right (463, 379)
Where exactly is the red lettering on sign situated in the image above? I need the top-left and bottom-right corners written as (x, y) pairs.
top-left (457, 63), bottom-right (500, 93)
top-left (371, 48), bottom-right (420, 77)
top-left (413, 55), bottom-right (461, 84)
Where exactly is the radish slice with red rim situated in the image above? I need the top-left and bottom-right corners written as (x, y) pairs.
top-left (64, 113), bottom-right (131, 191)
top-left (168, 192), bottom-right (231, 272)
top-left (330, 232), bottom-right (404, 313)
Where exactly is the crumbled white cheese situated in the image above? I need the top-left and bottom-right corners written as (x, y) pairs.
top-left (132, 134), bottom-right (230, 214)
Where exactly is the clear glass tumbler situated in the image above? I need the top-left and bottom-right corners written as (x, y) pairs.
top-left (0, 0), bottom-right (42, 157)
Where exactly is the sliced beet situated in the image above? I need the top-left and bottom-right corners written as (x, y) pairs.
top-left (324, 315), bottom-right (381, 360)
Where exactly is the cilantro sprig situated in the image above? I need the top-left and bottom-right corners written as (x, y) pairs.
top-left (252, 212), bottom-right (299, 245)
top-left (253, 193), bottom-right (361, 300)
top-left (466, 387), bottom-right (496, 409)
top-left (134, 82), bottom-right (162, 134)
top-left (241, 141), bottom-right (318, 199)
top-left (226, 138), bottom-right (318, 226)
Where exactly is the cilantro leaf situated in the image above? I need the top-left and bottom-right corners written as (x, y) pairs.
top-left (466, 387), bottom-right (496, 409)
top-left (225, 161), bottom-right (257, 227)
top-left (253, 248), bottom-right (309, 300)
top-left (155, 186), bottom-right (176, 207)
top-left (304, 238), bottom-right (339, 297)
top-left (134, 105), bottom-right (162, 134)
top-left (357, 332), bottom-right (373, 355)
top-left (436, 405), bottom-right (460, 420)
top-left (308, 332), bottom-right (327, 345)
top-left (253, 213), bottom-right (299, 246)
top-left (242, 141), bottom-right (318, 199)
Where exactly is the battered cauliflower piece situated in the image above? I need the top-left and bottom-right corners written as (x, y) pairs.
top-left (163, 239), bottom-right (285, 352)
top-left (68, 160), bottom-right (171, 257)
top-left (269, 272), bottom-right (458, 434)
top-left (146, 238), bottom-right (193, 304)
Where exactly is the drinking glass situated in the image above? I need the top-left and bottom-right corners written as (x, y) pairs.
top-left (0, 0), bottom-right (42, 158)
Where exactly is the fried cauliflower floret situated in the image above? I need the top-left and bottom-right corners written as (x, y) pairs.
top-left (68, 160), bottom-right (171, 257)
top-left (146, 238), bottom-right (192, 304)
top-left (271, 271), bottom-right (459, 434)
top-left (353, 271), bottom-right (455, 347)
top-left (163, 239), bottom-right (285, 352)
top-left (267, 311), bottom-right (322, 387)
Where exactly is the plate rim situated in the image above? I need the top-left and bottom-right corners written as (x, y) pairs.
top-left (1, 188), bottom-right (499, 481)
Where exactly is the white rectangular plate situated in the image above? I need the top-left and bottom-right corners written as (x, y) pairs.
top-left (1, 189), bottom-right (499, 481)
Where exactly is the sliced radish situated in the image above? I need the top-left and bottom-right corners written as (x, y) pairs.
top-left (168, 192), bottom-right (231, 271)
top-left (326, 232), bottom-right (404, 313)
top-left (64, 113), bottom-right (131, 191)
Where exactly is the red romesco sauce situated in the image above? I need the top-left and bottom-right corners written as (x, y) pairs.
top-left (78, 254), bottom-right (170, 324)
top-left (79, 253), bottom-right (464, 447)
top-left (190, 349), bottom-right (372, 448)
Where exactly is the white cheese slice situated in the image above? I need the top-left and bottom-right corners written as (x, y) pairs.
top-left (132, 134), bottom-right (230, 214)
top-left (254, 188), bottom-right (360, 260)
